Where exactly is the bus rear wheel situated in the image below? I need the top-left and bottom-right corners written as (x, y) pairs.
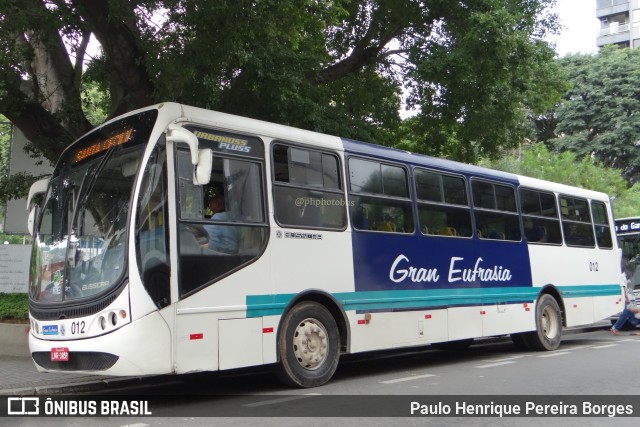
top-left (523, 294), bottom-right (562, 351)
top-left (274, 301), bottom-right (340, 388)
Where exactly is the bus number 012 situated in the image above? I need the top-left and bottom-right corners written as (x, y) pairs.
top-left (71, 320), bottom-right (86, 335)
top-left (589, 262), bottom-right (599, 272)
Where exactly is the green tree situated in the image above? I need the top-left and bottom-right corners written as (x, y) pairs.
top-left (0, 115), bottom-right (8, 176)
top-left (542, 46), bottom-right (640, 185)
top-left (0, 116), bottom-right (9, 221)
top-left (613, 183), bottom-right (640, 219)
top-left (480, 143), bottom-right (634, 217)
top-left (0, 0), bottom-right (564, 170)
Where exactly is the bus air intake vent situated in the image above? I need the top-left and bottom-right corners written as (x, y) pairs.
top-left (32, 351), bottom-right (119, 371)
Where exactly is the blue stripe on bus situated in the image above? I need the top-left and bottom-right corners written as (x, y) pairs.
top-left (245, 284), bottom-right (621, 318)
top-left (349, 233), bottom-right (535, 292)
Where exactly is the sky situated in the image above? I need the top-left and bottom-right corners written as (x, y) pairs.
top-left (547, 0), bottom-right (600, 56)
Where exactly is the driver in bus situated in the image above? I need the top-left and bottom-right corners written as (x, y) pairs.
top-left (203, 186), bottom-right (239, 255)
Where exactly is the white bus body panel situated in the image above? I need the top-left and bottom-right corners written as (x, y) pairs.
top-left (173, 253), bottom-right (271, 374)
top-left (519, 176), bottom-right (623, 327)
top-left (29, 310), bottom-right (172, 376)
top-left (481, 302), bottom-right (535, 336)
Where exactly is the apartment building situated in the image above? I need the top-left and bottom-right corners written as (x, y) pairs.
top-left (596, 0), bottom-right (640, 48)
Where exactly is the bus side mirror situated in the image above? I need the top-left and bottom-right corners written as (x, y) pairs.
top-left (27, 206), bottom-right (39, 236)
top-left (166, 124), bottom-right (211, 185)
top-left (26, 177), bottom-right (49, 236)
top-left (26, 177), bottom-right (49, 211)
top-left (194, 148), bottom-right (212, 185)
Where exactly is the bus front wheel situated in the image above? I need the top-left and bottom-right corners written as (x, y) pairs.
top-left (523, 294), bottom-right (562, 351)
top-left (274, 301), bottom-right (340, 388)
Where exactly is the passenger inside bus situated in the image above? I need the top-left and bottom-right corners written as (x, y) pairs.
top-left (203, 185), bottom-right (240, 254)
top-left (523, 217), bottom-right (547, 243)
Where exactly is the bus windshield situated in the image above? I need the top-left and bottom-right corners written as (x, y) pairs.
top-left (30, 110), bottom-right (157, 304)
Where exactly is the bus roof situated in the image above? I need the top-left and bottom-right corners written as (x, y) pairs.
top-left (72, 102), bottom-right (611, 201)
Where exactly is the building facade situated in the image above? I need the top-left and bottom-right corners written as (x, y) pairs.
top-left (596, 0), bottom-right (640, 48)
top-left (4, 127), bottom-right (52, 234)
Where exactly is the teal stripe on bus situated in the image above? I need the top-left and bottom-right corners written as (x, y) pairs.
top-left (245, 284), bottom-right (621, 318)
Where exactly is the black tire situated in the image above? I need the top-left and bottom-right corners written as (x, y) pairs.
top-left (522, 294), bottom-right (562, 351)
top-left (274, 301), bottom-right (340, 388)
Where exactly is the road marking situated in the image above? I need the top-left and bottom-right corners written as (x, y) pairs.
top-left (562, 345), bottom-right (592, 351)
top-left (475, 361), bottom-right (516, 369)
top-left (592, 344), bottom-right (618, 349)
top-left (379, 373), bottom-right (436, 384)
top-left (243, 393), bottom-right (321, 408)
top-left (537, 351), bottom-right (571, 358)
top-left (481, 355), bottom-right (527, 363)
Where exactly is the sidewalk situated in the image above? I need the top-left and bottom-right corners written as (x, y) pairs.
top-left (0, 356), bottom-right (148, 395)
top-left (0, 322), bottom-right (611, 396)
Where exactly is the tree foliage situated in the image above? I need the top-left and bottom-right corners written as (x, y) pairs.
top-left (614, 183), bottom-right (640, 219)
top-left (540, 46), bottom-right (640, 185)
top-left (0, 117), bottom-right (9, 218)
top-left (479, 143), bottom-right (638, 217)
top-left (0, 0), bottom-right (564, 168)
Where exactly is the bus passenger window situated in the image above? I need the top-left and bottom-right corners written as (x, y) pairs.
top-left (272, 144), bottom-right (347, 230)
top-left (415, 169), bottom-right (471, 238)
top-left (472, 180), bottom-right (520, 242)
top-left (591, 201), bottom-right (613, 249)
top-left (348, 158), bottom-right (414, 233)
top-left (560, 196), bottom-right (595, 247)
top-left (519, 188), bottom-right (562, 245)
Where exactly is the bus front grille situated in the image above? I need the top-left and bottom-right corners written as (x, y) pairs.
top-left (32, 351), bottom-right (119, 371)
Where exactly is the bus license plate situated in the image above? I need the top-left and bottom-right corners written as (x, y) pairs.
top-left (50, 347), bottom-right (69, 362)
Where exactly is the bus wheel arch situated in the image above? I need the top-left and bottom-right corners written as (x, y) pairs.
top-left (273, 292), bottom-right (347, 387)
top-left (522, 288), bottom-right (564, 351)
top-left (538, 285), bottom-right (566, 327)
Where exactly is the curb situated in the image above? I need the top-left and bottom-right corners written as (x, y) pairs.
top-left (4, 376), bottom-right (147, 396)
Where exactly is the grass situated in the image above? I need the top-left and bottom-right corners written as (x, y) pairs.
top-left (0, 293), bottom-right (29, 322)
top-left (0, 233), bottom-right (31, 244)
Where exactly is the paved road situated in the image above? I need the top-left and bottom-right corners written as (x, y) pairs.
top-left (4, 323), bottom-right (640, 427)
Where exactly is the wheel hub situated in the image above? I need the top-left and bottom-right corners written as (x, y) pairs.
top-left (541, 306), bottom-right (559, 338)
top-left (292, 318), bottom-right (329, 370)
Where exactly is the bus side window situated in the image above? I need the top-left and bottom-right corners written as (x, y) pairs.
top-left (519, 188), bottom-right (562, 245)
top-left (472, 180), bottom-right (520, 242)
top-left (591, 201), bottom-right (613, 249)
top-left (176, 143), bottom-right (269, 297)
top-left (348, 158), bottom-right (414, 233)
top-left (135, 146), bottom-right (171, 309)
top-left (414, 169), bottom-right (471, 238)
top-left (560, 196), bottom-right (595, 247)
top-left (272, 144), bottom-right (347, 230)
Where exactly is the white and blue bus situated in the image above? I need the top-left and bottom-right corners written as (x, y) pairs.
top-left (27, 103), bottom-right (623, 387)
top-left (616, 217), bottom-right (640, 290)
